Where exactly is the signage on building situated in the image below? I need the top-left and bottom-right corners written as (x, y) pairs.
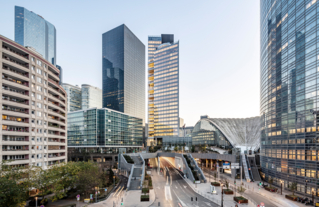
top-left (223, 162), bottom-right (230, 169)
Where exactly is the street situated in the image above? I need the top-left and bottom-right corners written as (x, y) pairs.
top-left (150, 158), bottom-right (219, 207)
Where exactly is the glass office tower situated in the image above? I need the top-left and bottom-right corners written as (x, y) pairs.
top-left (81, 84), bottom-right (102, 110)
top-left (62, 83), bottom-right (82, 112)
top-left (102, 24), bottom-right (145, 123)
top-left (15, 6), bottom-right (56, 65)
top-left (261, 0), bottom-right (319, 197)
top-left (148, 34), bottom-right (179, 143)
top-left (68, 108), bottom-right (143, 148)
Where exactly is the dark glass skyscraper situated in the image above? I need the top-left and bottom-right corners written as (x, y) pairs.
top-left (15, 6), bottom-right (56, 65)
top-left (102, 24), bottom-right (145, 123)
top-left (261, 0), bottom-right (319, 197)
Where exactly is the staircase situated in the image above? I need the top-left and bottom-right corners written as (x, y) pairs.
top-left (241, 154), bottom-right (251, 182)
top-left (188, 154), bottom-right (207, 183)
top-left (128, 156), bottom-right (144, 190)
top-left (248, 156), bottom-right (261, 181)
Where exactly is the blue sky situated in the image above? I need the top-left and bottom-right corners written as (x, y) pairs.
top-left (0, 0), bottom-right (260, 126)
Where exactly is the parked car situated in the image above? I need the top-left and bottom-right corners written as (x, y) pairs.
top-left (301, 197), bottom-right (309, 203)
top-left (315, 202), bottom-right (319, 206)
top-left (305, 200), bottom-right (313, 205)
top-left (296, 197), bottom-right (303, 202)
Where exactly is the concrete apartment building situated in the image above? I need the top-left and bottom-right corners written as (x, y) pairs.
top-left (0, 35), bottom-right (67, 169)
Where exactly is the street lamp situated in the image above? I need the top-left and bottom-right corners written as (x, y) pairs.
top-left (35, 197), bottom-right (38, 207)
top-left (221, 183), bottom-right (224, 207)
top-left (95, 186), bottom-right (98, 203)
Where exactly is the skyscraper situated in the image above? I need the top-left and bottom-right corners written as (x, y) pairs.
top-left (102, 24), bottom-right (145, 123)
top-left (15, 6), bottom-right (56, 65)
top-left (260, 0), bottom-right (319, 196)
top-left (62, 83), bottom-right (82, 112)
top-left (148, 35), bottom-right (179, 144)
top-left (81, 84), bottom-right (102, 110)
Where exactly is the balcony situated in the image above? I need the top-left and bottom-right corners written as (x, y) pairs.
top-left (2, 126), bottom-right (29, 133)
top-left (2, 96), bottom-right (29, 106)
top-left (2, 45), bottom-right (28, 60)
top-left (2, 146), bottom-right (29, 151)
top-left (2, 86), bottom-right (28, 97)
top-left (2, 54), bottom-right (28, 69)
top-left (2, 106), bottom-right (28, 115)
top-left (3, 65), bottom-right (29, 78)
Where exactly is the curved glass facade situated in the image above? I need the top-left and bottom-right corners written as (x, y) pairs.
top-left (192, 119), bottom-right (231, 148)
top-left (261, 0), bottom-right (319, 196)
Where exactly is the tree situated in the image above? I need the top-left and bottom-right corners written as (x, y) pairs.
top-left (76, 161), bottom-right (103, 198)
top-left (288, 182), bottom-right (297, 196)
top-left (213, 172), bottom-right (217, 182)
top-left (0, 162), bottom-right (30, 207)
top-left (268, 178), bottom-right (274, 188)
top-left (174, 146), bottom-right (178, 152)
top-left (109, 168), bottom-right (114, 185)
top-left (191, 145), bottom-right (195, 153)
top-left (223, 179), bottom-right (229, 190)
top-left (237, 186), bottom-right (246, 193)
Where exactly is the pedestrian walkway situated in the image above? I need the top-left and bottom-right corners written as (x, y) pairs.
top-left (203, 167), bottom-right (309, 207)
top-left (90, 189), bottom-right (155, 207)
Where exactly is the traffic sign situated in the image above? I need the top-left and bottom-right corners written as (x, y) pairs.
top-left (105, 188), bottom-right (107, 191)
top-left (77, 194), bottom-right (80, 198)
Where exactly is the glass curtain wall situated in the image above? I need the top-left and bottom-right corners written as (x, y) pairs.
top-left (260, 0), bottom-right (319, 197)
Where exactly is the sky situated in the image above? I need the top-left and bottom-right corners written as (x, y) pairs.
top-left (0, 0), bottom-right (260, 127)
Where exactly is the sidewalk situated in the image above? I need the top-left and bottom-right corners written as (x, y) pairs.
top-left (90, 189), bottom-right (155, 207)
top-left (206, 168), bottom-right (308, 207)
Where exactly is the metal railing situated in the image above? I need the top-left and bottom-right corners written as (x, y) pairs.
top-left (189, 153), bottom-right (207, 183)
top-left (139, 153), bottom-right (145, 188)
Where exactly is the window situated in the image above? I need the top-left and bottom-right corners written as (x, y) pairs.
top-left (43, 72), bottom-right (47, 77)
top-left (44, 80), bottom-right (47, 85)
top-left (31, 83), bottom-right (35, 88)
top-left (37, 137), bottom-right (42, 142)
top-left (43, 89), bottom-right (47, 94)
top-left (37, 68), bottom-right (42, 75)
top-left (31, 75), bottom-right (35, 80)
top-left (36, 60), bottom-right (42, 66)
top-left (37, 103), bottom-right (42, 108)
top-left (31, 101), bottom-right (35, 106)
top-left (37, 77), bottom-right (42, 83)
top-left (37, 111), bottom-right (42, 117)
top-left (37, 120), bottom-right (42, 125)
top-left (32, 57), bottom-right (35, 62)
top-left (37, 94), bottom-right (42, 100)
top-left (31, 110), bottom-right (35, 114)
top-left (31, 92), bottom-right (35, 97)
top-left (37, 86), bottom-right (42, 92)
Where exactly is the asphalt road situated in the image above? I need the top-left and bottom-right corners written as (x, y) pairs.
top-left (150, 158), bottom-right (219, 207)
top-left (202, 168), bottom-right (276, 207)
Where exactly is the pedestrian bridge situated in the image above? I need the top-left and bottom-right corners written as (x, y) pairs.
top-left (119, 151), bottom-right (239, 191)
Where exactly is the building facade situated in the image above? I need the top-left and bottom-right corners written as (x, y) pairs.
top-left (15, 6), bottom-right (56, 66)
top-left (56, 65), bottom-right (63, 84)
top-left (62, 83), bottom-right (81, 112)
top-left (102, 24), bottom-right (145, 123)
top-left (260, 0), bottom-right (319, 196)
top-left (148, 34), bottom-right (179, 144)
top-left (81, 84), bottom-right (102, 110)
top-left (67, 107), bottom-right (143, 151)
top-left (0, 35), bottom-right (67, 169)
top-left (192, 116), bottom-right (260, 150)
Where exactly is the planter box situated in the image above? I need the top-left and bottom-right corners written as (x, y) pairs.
top-left (211, 182), bottom-right (220, 186)
top-left (234, 197), bottom-right (248, 204)
top-left (223, 189), bottom-right (234, 195)
top-left (285, 195), bottom-right (297, 201)
top-left (265, 187), bottom-right (278, 192)
top-left (141, 195), bottom-right (150, 202)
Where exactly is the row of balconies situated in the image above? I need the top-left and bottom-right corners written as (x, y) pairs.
top-left (2, 54), bottom-right (29, 69)
top-left (2, 125), bottom-right (29, 132)
top-left (3, 65), bottom-right (29, 78)
top-left (2, 105), bottom-right (29, 114)
top-left (2, 44), bottom-right (29, 60)
top-left (2, 95), bottom-right (29, 105)
top-left (2, 85), bottom-right (29, 97)
top-left (2, 145), bottom-right (29, 151)
top-left (2, 135), bottom-right (29, 142)
top-left (2, 74), bottom-right (29, 87)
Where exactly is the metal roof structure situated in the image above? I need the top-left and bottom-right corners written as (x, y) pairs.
top-left (193, 116), bottom-right (261, 151)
